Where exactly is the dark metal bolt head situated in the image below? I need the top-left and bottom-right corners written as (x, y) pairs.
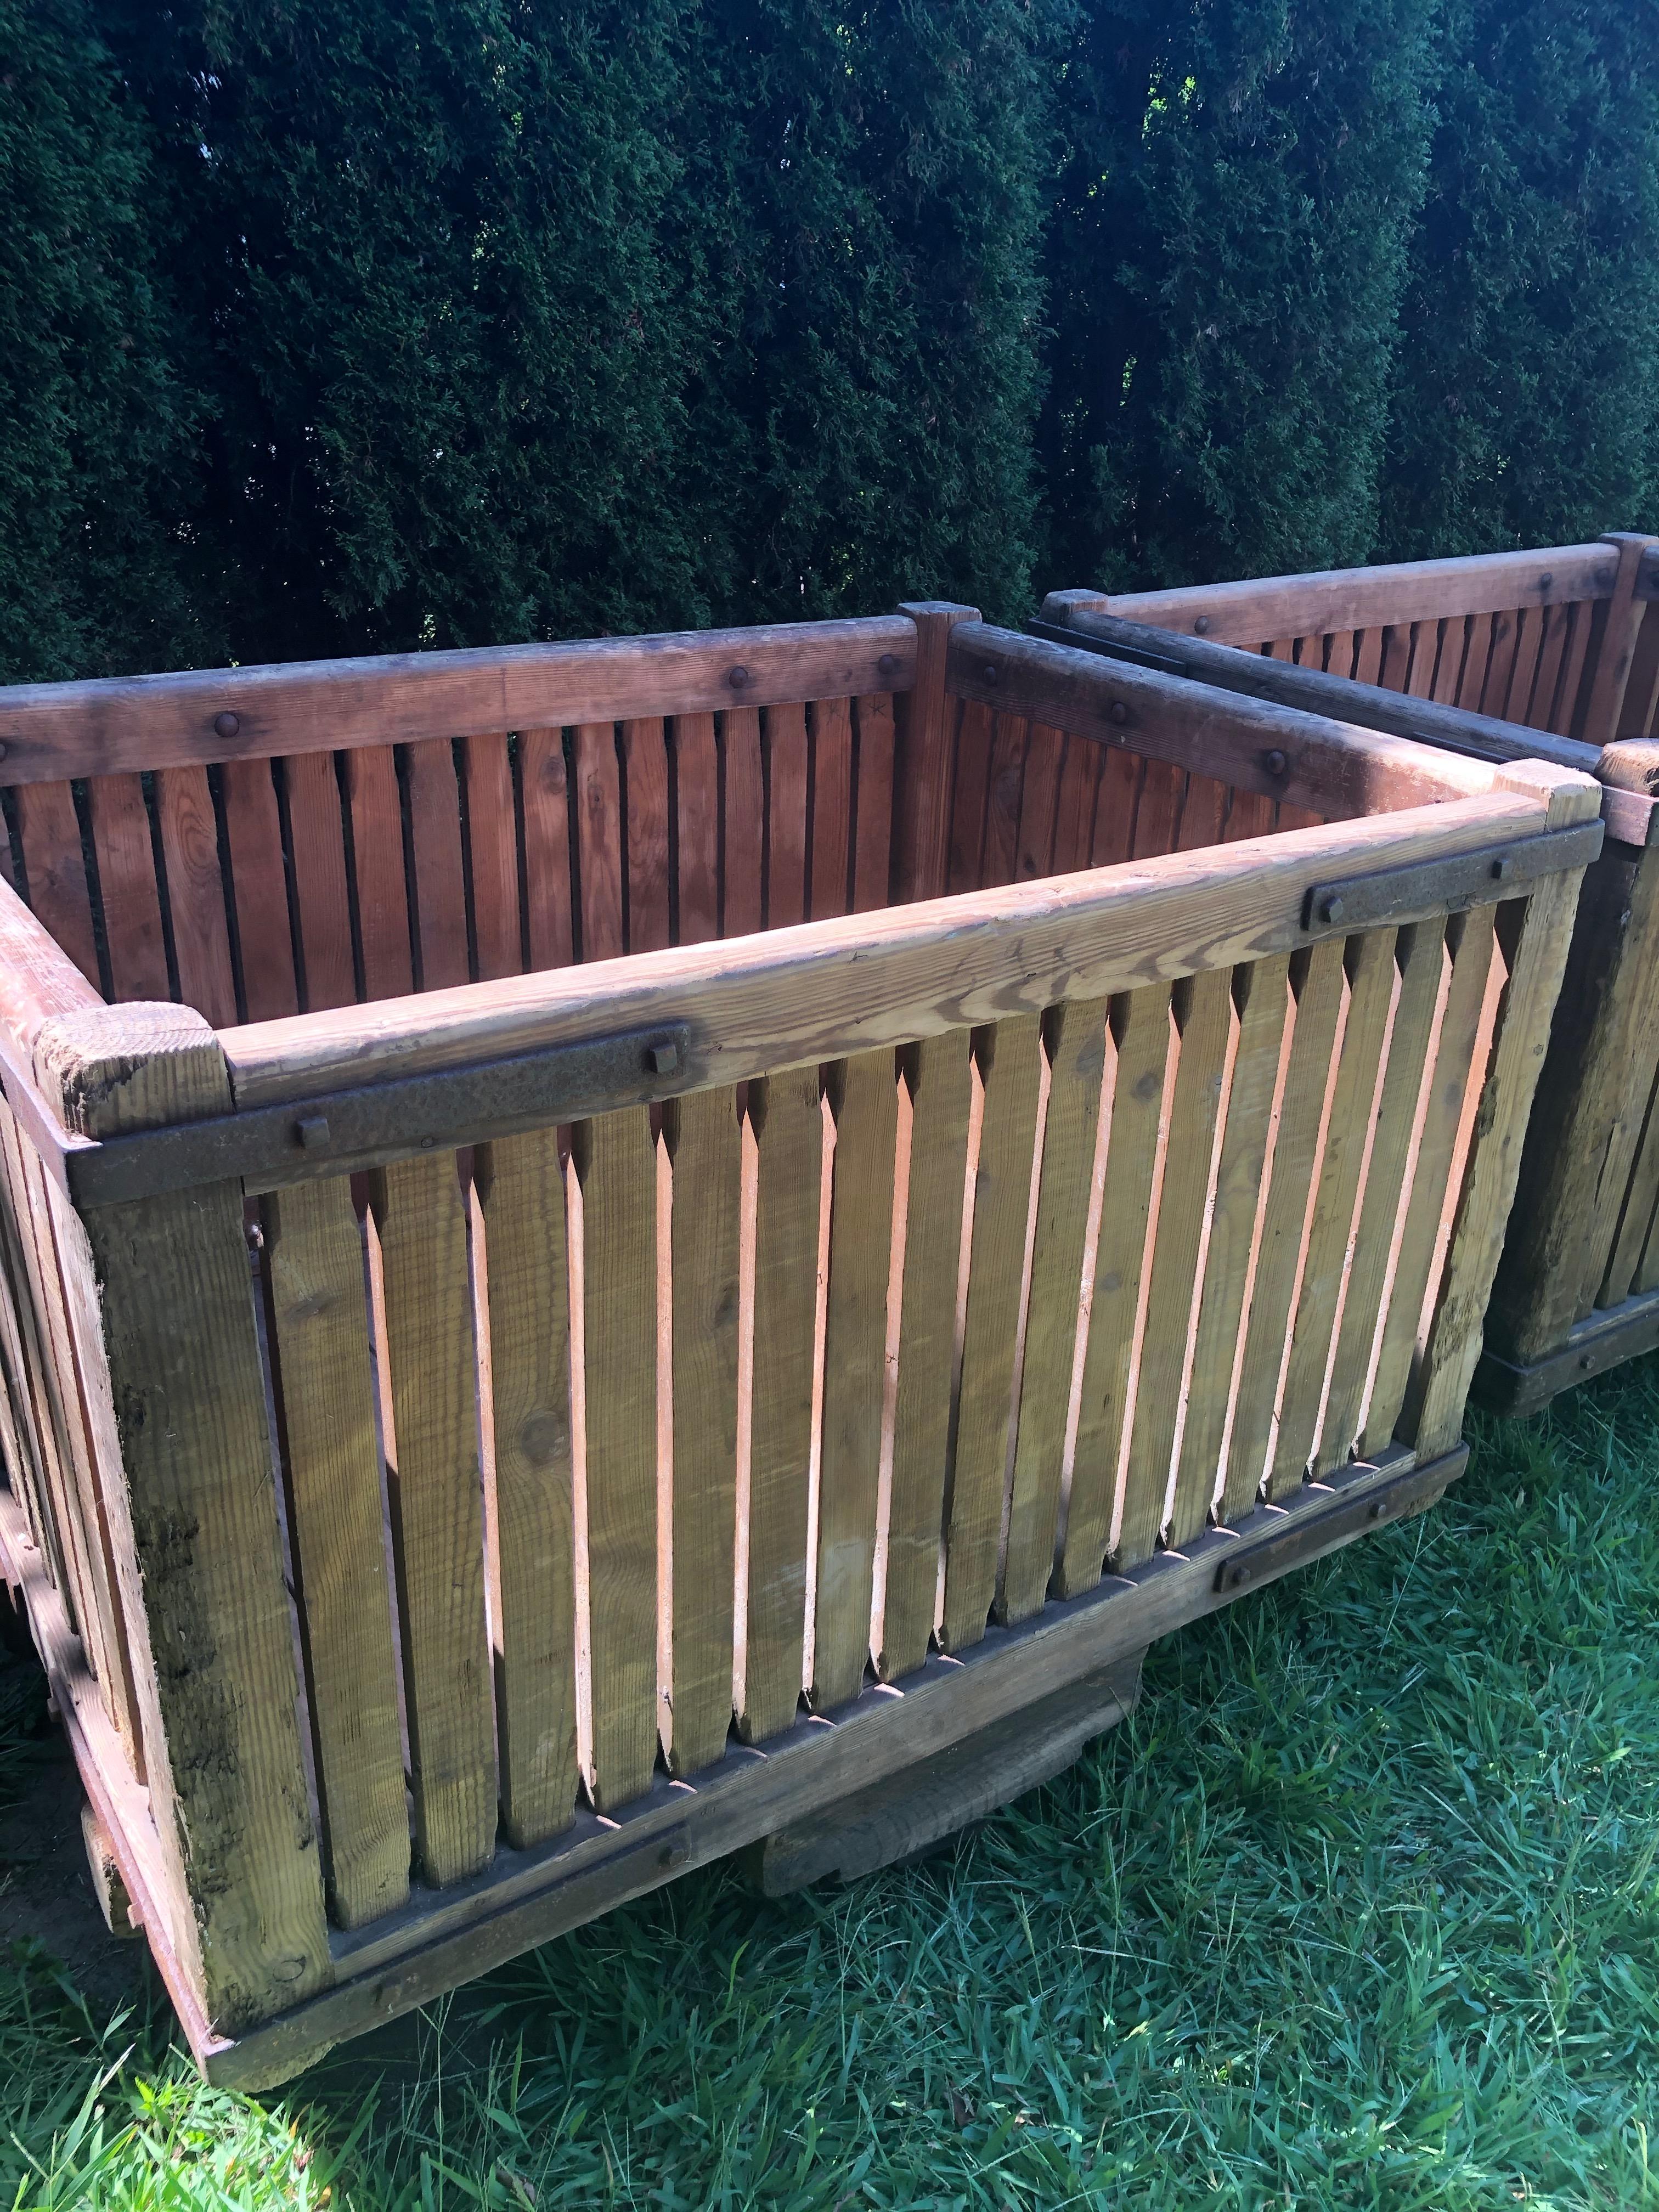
top-left (1490, 855), bottom-right (1511, 881)
top-left (1579, 1353), bottom-right (1593, 1370)
top-left (1539, 572), bottom-right (1553, 590)
top-left (1227, 1562), bottom-right (1251, 1590)
top-left (295, 1113), bottom-right (330, 1150)
top-left (1110, 701), bottom-right (1128, 725)
top-left (1320, 893), bottom-right (1345, 926)
top-left (878, 652), bottom-right (897, 676)
top-left (214, 710), bottom-right (240, 742)
top-left (981, 662), bottom-right (1000, 684)
top-left (727, 664), bottom-right (751, 690)
top-left (1194, 616), bottom-right (1210, 635)
top-left (1263, 748), bottom-right (1288, 777)
top-left (649, 1040), bottom-right (680, 1077)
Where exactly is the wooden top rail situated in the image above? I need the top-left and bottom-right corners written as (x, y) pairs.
top-left (0, 616), bottom-right (918, 787)
top-left (953, 623), bottom-right (1525, 820)
top-left (1092, 543), bottom-right (1617, 648)
top-left (1638, 545), bottom-right (1659, 600)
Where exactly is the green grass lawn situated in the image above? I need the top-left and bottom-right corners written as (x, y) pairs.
top-left (3, 1361), bottom-right (1658, 2210)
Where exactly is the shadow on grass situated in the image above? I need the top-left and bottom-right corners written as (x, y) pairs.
top-left (4, 1359), bottom-right (1659, 2208)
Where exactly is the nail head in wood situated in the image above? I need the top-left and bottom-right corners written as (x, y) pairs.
top-left (215, 711), bottom-right (240, 741)
top-left (1264, 748), bottom-right (1288, 777)
top-left (1194, 616), bottom-right (1210, 634)
top-left (727, 664), bottom-right (751, 691)
top-left (1110, 701), bottom-right (1127, 725)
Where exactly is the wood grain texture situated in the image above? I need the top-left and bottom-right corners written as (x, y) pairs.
top-left (518, 729), bottom-right (575, 973)
top-left (219, 759), bottom-right (298, 1020)
top-left (1060, 984), bottom-right (1172, 1595)
top-left (622, 719), bottom-right (670, 955)
top-left (282, 751), bottom-right (356, 1013)
top-left (572, 725), bottom-right (624, 967)
top-left (1115, 966), bottom-right (1232, 1567)
top-left (764, 702), bottom-right (809, 930)
top-left (1219, 937), bottom-right (1346, 1522)
top-left (947, 699), bottom-right (994, 894)
top-left (850, 693), bottom-right (896, 913)
top-left (981, 712), bottom-right (1029, 888)
top-left (721, 706), bottom-right (763, 938)
top-left (266, 1176), bottom-right (409, 1927)
top-left (1090, 747), bottom-right (1143, 867)
top-left (1317, 924), bottom-right (1445, 1473)
top-left (939, 1014), bottom-right (1042, 1652)
top-left (893, 605), bottom-right (976, 902)
top-left (16, 781), bottom-right (99, 988)
top-left (1015, 724), bottom-right (1065, 881)
top-left (477, 1125), bottom-right (578, 1847)
top-left (1051, 738), bottom-right (1102, 876)
top-left (155, 768), bottom-right (238, 1026)
top-left (572, 1105), bottom-right (658, 1812)
top-left (1131, 760), bottom-right (1186, 860)
top-left (85, 774), bottom-right (167, 1001)
top-left (879, 1028), bottom-right (972, 1679)
top-left (1268, 928), bottom-right (1397, 1498)
top-left (672, 713), bottom-right (720, 946)
top-left (663, 1087), bottom-right (740, 1774)
top-left (343, 747), bottom-right (414, 1003)
top-left (1166, 955), bottom-right (1291, 1545)
top-left (370, 1150), bottom-right (495, 1886)
top-left (1360, 909), bottom-right (1496, 1455)
top-left (810, 696), bottom-right (854, 920)
top-left (463, 733), bottom-right (523, 981)
top-left (405, 738), bottom-right (471, 991)
top-left (811, 1049), bottom-right (899, 1712)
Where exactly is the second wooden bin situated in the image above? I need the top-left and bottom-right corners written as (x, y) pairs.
top-left (0, 608), bottom-right (1596, 2084)
top-left (1040, 534), bottom-right (1659, 1411)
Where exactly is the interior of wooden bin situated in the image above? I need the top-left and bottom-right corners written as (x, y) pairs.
top-left (0, 683), bottom-right (1333, 1022)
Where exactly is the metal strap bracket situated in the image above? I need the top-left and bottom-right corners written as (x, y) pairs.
top-left (1301, 821), bottom-right (1601, 938)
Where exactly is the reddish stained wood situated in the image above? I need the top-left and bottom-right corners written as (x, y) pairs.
top-left (1015, 723), bottom-right (1065, 882)
top-left (947, 698), bottom-right (994, 894)
top-left (672, 713), bottom-right (720, 945)
top-left (1051, 738), bottom-right (1102, 876)
top-left (1480, 611), bottom-right (1522, 719)
top-left (1176, 771), bottom-right (1228, 853)
top-left (343, 747), bottom-right (414, 1003)
top-left (84, 774), bottom-right (168, 1001)
top-left (155, 768), bottom-right (238, 1026)
top-left (1223, 786), bottom-right (1277, 842)
top-left (219, 758), bottom-right (299, 1020)
top-left (283, 750), bottom-right (357, 1012)
top-left (572, 724), bottom-right (624, 966)
top-left (622, 719), bottom-right (670, 955)
top-left (809, 696), bottom-right (854, 920)
top-left (1131, 758), bottom-right (1186, 858)
top-left (764, 702), bottom-right (809, 929)
top-left (518, 729), bottom-right (574, 973)
top-left (1091, 748), bottom-right (1143, 867)
top-left (463, 733), bottom-right (523, 982)
top-left (405, 738), bottom-right (471, 991)
top-left (1455, 614), bottom-right (1496, 710)
top-left (1431, 616), bottom-right (1471, 704)
top-left (721, 706), bottom-right (763, 938)
top-left (981, 712), bottom-right (1029, 888)
top-left (16, 781), bottom-right (100, 989)
top-left (850, 694), bottom-right (896, 915)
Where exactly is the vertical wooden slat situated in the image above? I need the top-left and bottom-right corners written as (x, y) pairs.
top-left (673, 713), bottom-right (720, 945)
top-left (811, 1048), bottom-right (899, 1711)
top-left (265, 1176), bottom-right (409, 1928)
top-left (370, 1151), bottom-right (495, 1885)
top-left (1059, 984), bottom-right (1171, 1595)
top-left (519, 729), bottom-right (575, 972)
top-left (220, 759), bottom-right (298, 1020)
top-left (1378, 625), bottom-right (1412, 692)
top-left (1090, 747), bottom-right (1143, 868)
top-left (1325, 631), bottom-right (1356, 681)
top-left (1525, 603), bottom-right (1571, 733)
top-left (622, 718), bottom-right (670, 955)
top-left (1360, 909), bottom-right (1496, 1455)
top-left (1267, 929), bottom-right (1397, 1499)
top-left (1114, 967), bottom-right (1232, 1570)
top-left (1131, 759), bottom-right (1186, 858)
top-left (16, 782), bottom-right (100, 989)
top-left (284, 751), bottom-right (356, 1012)
top-left (879, 1028), bottom-right (972, 1679)
top-left (1223, 787), bottom-right (1277, 842)
top-left (809, 696), bottom-right (854, 920)
top-left (1430, 617), bottom-right (1470, 704)
top-left (947, 698), bottom-right (994, 894)
top-left (1219, 937), bottom-right (1346, 1522)
top-left (403, 738), bottom-right (471, 992)
top-left (0, 1143), bottom-right (59, 1585)
top-left (939, 1014), bottom-right (1042, 1652)
top-left (1580, 534), bottom-right (1659, 746)
top-left (1404, 622), bottom-right (1440, 699)
top-left (1175, 772), bottom-right (1228, 853)
top-left (57, 1005), bottom-right (331, 2031)
top-left (1454, 613), bottom-right (1495, 710)
top-left (1555, 602), bottom-right (1597, 740)
top-left (981, 713), bottom-right (1029, 888)
top-left (1505, 610), bottom-right (1547, 730)
top-left (477, 1125), bottom-right (578, 1846)
top-left (1166, 955), bottom-right (1291, 1545)
top-left (1015, 725), bottom-right (1065, 882)
top-left (85, 775), bottom-right (168, 1001)
top-left (343, 747), bottom-right (414, 1003)
top-left (851, 693), bottom-right (896, 913)
top-left (663, 1087), bottom-right (740, 1774)
top-left (463, 733), bottom-right (523, 982)
top-left (1051, 738), bottom-right (1102, 876)
top-left (155, 768), bottom-right (238, 1026)
top-left (1480, 610), bottom-right (1523, 719)
top-left (722, 706), bottom-right (764, 937)
top-left (893, 603), bottom-right (976, 903)
top-left (1318, 923), bottom-right (1444, 1474)
top-left (740, 1065), bottom-right (821, 1741)
top-left (572, 724), bottom-right (624, 967)
top-left (1353, 629), bottom-right (1385, 687)
top-left (572, 1104), bottom-right (658, 1811)
top-left (764, 702), bottom-right (809, 930)
top-left (1002, 997), bottom-right (1108, 1623)
top-left (0, 1117), bottom-right (77, 1605)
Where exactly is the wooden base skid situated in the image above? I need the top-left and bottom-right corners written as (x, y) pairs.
top-left (1475, 1288), bottom-right (1659, 1414)
top-left (0, 1442), bottom-right (1466, 2096)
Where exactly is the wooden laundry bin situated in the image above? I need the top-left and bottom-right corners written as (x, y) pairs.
top-left (0, 607), bottom-right (1597, 2086)
top-left (1041, 535), bottom-right (1659, 1413)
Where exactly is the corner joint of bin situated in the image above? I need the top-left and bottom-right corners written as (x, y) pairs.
top-left (31, 1000), bottom-right (228, 1143)
top-left (1487, 758), bottom-right (1604, 832)
top-left (1037, 588), bottom-right (1111, 628)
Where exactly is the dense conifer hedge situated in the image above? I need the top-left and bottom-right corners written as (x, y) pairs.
top-left (1, 0), bottom-right (1656, 678)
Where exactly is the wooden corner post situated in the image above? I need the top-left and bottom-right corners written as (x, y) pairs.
top-left (1578, 533), bottom-right (1659, 747)
top-left (33, 1000), bottom-right (332, 2039)
top-left (893, 602), bottom-right (980, 903)
top-left (1404, 781), bottom-right (1597, 1457)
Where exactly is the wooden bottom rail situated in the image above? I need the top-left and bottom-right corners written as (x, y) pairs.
top-left (1475, 1289), bottom-right (1659, 1415)
top-left (1, 1441), bottom-right (1467, 2095)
